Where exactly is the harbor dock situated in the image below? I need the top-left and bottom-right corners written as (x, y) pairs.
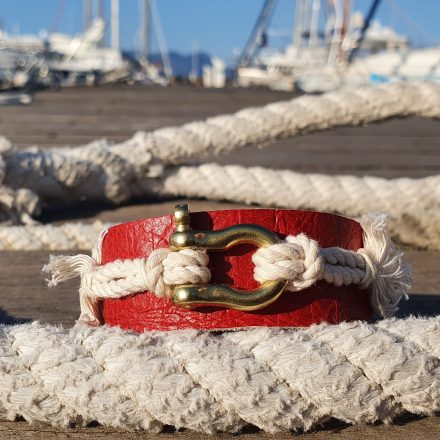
top-left (1, 84), bottom-right (440, 439)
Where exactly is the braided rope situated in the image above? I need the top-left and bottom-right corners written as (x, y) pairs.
top-left (160, 163), bottom-right (440, 250)
top-left (0, 221), bottom-right (109, 250)
top-left (44, 248), bottom-right (211, 326)
top-left (0, 164), bottom-right (440, 250)
top-left (254, 234), bottom-right (369, 288)
top-left (0, 82), bottom-right (438, 250)
top-left (1, 161), bottom-right (440, 251)
top-left (1, 317), bottom-right (440, 433)
top-left (2, 161), bottom-right (439, 251)
top-left (4, 82), bottom-right (440, 206)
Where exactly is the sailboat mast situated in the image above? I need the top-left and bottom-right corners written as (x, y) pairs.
top-left (150, 0), bottom-right (173, 80)
top-left (327, 0), bottom-right (344, 64)
top-left (303, 0), bottom-right (312, 45)
top-left (83, 0), bottom-right (92, 31)
top-left (140, 0), bottom-right (152, 62)
top-left (111, 0), bottom-right (120, 51)
top-left (310, 0), bottom-right (321, 48)
top-left (97, 0), bottom-right (105, 47)
top-left (190, 40), bottom-right (199, 80)
top-left (237, 0), bottom-right (277, 68)
top-left (293, 0), bottom-right (305, 50)
top-left (348, 0), bottom-right (382, 62)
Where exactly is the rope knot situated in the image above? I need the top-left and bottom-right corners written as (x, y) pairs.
top-left (253, 233), bottom-right (324, 290)
top-left (161, 248), bottom-right (211, 295)
top-left (356, 248), bottom-right (378, 289)
top-left (44, 248), bottom-right (211, 325)
top-left (137, 248), bottom-right (211, 298)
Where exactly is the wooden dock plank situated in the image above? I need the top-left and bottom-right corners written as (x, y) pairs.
top-left (0, 85), bottom-right (437, 179)
top-left (2, 414), bottom-right (440, 440)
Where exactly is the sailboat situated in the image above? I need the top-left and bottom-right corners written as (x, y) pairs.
top-left (236, 0), bottom-right (440, 93)
top-left (47, 17), bottom-right (128, 85)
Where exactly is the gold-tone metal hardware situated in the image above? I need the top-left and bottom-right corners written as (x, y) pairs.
top-left (170, 204), bottom-right (288, 311)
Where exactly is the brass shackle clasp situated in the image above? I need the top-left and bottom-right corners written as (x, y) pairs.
top-left (169, 204), bottom-right (288, 311)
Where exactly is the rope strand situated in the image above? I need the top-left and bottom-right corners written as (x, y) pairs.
top-left (2, 317), bottom-right (440, 432)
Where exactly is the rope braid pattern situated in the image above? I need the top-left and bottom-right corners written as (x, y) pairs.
top-left (7, 81), bottom-right (437, 207)
top-left (0, 82), bottom-right (439, 250)
top-left (2, 317), bottom-right (440, 433)
top-left (44, 213), bottom-right (411, 323)
top-left (159, 163), bottom-right (440, 250)
top-left (2, 162), bottom-right (440, 251)
top-left (0, 136), bottom-right (40, 225)
top-left (0, 221), bottom-right (110, 251)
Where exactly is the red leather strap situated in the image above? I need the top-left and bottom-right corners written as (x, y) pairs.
top-left (101, 209), bottom-right (372, 331)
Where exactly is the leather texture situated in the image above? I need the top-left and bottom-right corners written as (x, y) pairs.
top-left (101, 209), bottom-right (372, 331)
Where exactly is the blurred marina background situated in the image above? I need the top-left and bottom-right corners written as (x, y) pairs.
top-left (0, 0), bottom-right (439, 100)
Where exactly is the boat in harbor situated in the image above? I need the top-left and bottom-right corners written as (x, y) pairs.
top-left (0, 0), bottom-right (172, 92)
top-left (236, 0), bottom-right (440, 93)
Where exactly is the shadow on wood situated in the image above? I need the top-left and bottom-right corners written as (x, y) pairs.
top-left (0, 308), bottom-right (30, 325)
top-left (397, 294), bottom-right (440, 318)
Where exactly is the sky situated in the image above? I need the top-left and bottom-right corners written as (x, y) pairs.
top-left (0, 0), bottom-right (439, 66)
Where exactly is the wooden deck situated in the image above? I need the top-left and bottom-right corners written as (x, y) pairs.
top-left (1, 84), bottom-right (440, 439)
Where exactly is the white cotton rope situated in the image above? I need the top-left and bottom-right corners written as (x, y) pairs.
top-left (3, 81), bottom-right (440, 205)
top-left (0, 82), bottom-right (439, 250)
top-left (0, 136), bottom-right (40, 225)
top-left (0, 221), bottom-right (110, 251)
top-left (1, 159), bottom-right (440, 250)
top-left (44, 247), bottom-right (212, 327)
top-left (2, 160), bottom-right (440, 250)
top-left (0, 82), bottom-right (438, 434)
top-left (158, 163), bottom-right (440, 250)
top-left (253, 212), bottom-right (411, 318)
top-left (2, 317), bottom-right (440, 433)
top-left (43, 213), bottom-right (411, 323)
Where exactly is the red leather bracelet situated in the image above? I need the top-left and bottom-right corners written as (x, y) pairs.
top-left (100, 208), bottom-right (372, 331)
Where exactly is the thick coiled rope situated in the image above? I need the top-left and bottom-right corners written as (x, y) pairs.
top-left (2, 162), bottom-right (440, 250)
top-left (1, 317), bottom-right (440, 433)
top-left (5, 82), bottom-right (440, 207)
top-left (0, 221), bottom-right (109, 250)
top-left (0, 82), bottom-right (439, 250)
top-left (1, 82), bottom-right (439, 203)
top-left (159, 163), bottom-right (440, 250)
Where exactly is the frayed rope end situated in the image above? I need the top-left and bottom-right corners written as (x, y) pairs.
top-left (75, 312), bottom-right (101, 328)
top-left (359, 212), bottom-right (412, 319)
top-left (43, 254), bottom-right (95, 287)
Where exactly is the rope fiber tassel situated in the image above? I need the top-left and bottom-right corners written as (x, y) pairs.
top-left (358, 213), bottom-right (411, 317)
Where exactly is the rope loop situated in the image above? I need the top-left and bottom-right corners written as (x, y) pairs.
top-left (162, 248), bottom-right (211, 290)
top-left (253, 233), bottom-right (324, 291)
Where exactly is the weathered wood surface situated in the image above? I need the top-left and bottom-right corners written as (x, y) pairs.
top-left (2, 415), bottom-right (440, 440)
top-left (1, 85), bottom-right (439, 178)
top-left (0, 84), bottom-right (439, 439)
